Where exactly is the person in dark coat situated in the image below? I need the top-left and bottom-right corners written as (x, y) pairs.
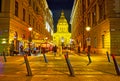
top-left (10, 44), bottom-right (14, 56)
top-left (53, 45), bottom-right (57, 56)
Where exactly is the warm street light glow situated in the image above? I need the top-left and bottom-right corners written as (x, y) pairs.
top-left (45, 37), bottom-right (48, 40)
top-left (28, 27), bottom-right (32, 31)
top-left (2, 41), bottom-right (6, 44)
top-left (86, 26), bottom-right (91, 31)
top-left (2, 38), bottom-right (6, 40)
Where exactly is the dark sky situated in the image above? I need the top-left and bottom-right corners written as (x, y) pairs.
top-left (46, 0), bottom-right (74, 32)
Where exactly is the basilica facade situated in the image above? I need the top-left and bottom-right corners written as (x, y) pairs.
top-left (53, 11), bottom-right (71, 47)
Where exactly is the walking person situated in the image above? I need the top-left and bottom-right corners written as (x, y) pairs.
top-left (53, 45), bottom-right (57, 56)
top-left (20, 45), bottom-right (24, 55)
top-left (33, 47), bottom-right (36, 55)
top-left (9, 44), bottom-right (14, 56)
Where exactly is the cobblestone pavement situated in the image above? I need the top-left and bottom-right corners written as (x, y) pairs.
top-left (0, 51), bottom-right (120, 81)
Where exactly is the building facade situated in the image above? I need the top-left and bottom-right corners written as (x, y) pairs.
top-left (53, 11), bottom-right (71, 47)
top-left (0, 0), bottom-right (53, 53)
top-left (70, 0), bottom-right (120, 55)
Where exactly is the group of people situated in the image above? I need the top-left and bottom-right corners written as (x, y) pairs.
top-left (19, 45), bottom-right (40, 55)
top-left (19, 44), bottom-right (62, 56)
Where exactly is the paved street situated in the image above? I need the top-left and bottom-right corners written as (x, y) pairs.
top-left (0, 51), bottom-right (120, 81)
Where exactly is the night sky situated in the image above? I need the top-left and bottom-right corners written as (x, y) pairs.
top-left (46, 0), bottom-right (74, 32)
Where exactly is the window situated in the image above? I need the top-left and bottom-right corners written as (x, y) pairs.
top-left (87, 0), bottom-right (90, 6)
top-left (88, 13), bottom-right (90, 26)
top-left (82, 0), bottom-right (86, 12)
top-left (99, 0), bottom-right (105, 21)
top-left (92, 5), bottom-right (97, 26)
top-left (29, 0), bottom-right (31, 5)
top-left (15, 1), bottom-right (18, 17)
top-left (0, 0), bottom-right (2, 12)
top-left (36, 7), bottom-right (38, 14)
top-left (23, 8), bottom-right (25, 21)
top-left (94, 37), bottom-right (97, 48)
top-left (29, 15), bottom-right (31, 25)
top-left (35, 22), bottom-right (38, 30)
top-left (33, 19), bottom-right (34, 27)
top-left (33, 2), bottom-right (35, 10)
top-left (102, 35), bottom-right (105, 48)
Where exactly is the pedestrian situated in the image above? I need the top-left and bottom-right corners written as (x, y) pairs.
top-left (78, 46), bottom-right (80, 53)
top-left (9, 44), bottom-right (14, 56)
top-left (33, 47), bottom-right (36, 54)
top-left (41, 47), bottom-right (46, 57)
top-left (53, 45), bottom-right (57, 56)
top-left (20, 45), bottom-right (24, 55)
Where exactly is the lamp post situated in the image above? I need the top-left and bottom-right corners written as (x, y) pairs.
top-left (86, 26), bottom-right (91, 63)
top-left (28, 27), bottom-right (32, 56)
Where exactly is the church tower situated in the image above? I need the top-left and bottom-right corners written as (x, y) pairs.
top-left (57, 11), bottom-right (69, 33)
top-left (53, 11), bottom-right (71, 47)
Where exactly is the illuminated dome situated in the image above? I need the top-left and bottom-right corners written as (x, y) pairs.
top-left (53, 10), bottom-right (71, 46)
top-left (57, 11), bottom-right (69, 33)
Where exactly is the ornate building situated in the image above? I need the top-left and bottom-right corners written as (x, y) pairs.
top-left (0, 0), bottom-right (53, 53)
top-left (70, 0), bottom-right (120, 55)
top-left (53, 11), bottom-right (71, 47)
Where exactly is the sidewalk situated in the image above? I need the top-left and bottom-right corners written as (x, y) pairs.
top-left (0, 51), bottom-right (120, 81)
top-left (0, 74), bottom-right (120, 81)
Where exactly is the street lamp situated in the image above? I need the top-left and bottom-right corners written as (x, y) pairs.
top-left (28, 27), bottom-right (32, 56)
top-left (86, 26), bottom-right (91, 32)
top-left (28, 27), bottom-right (32, 31)
top-left (86, 26), bottom-right (91, 64)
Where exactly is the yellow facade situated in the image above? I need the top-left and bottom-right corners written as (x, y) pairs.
top-left (0, 0), bottom-right (53, 53)
top-left (71, 0), bottom-right (120, 55)
top-left (53, 11), bottom-right (71, 46)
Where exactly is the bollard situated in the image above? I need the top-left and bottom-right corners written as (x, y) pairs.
top-left (106, 51), bottom-right (111, 62)
top-left (64, 52), bottom-right (75, 76)
top-left (111, 54), bottom-right (120, 75)
top-left (24, 54), bottom-right (32, 76)
top-left (3, 51), bottom-right (7, 62)
top-left (43, 53), bottom-right (48, 63)
top-left (87, 46), bottom-right (92, 65)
